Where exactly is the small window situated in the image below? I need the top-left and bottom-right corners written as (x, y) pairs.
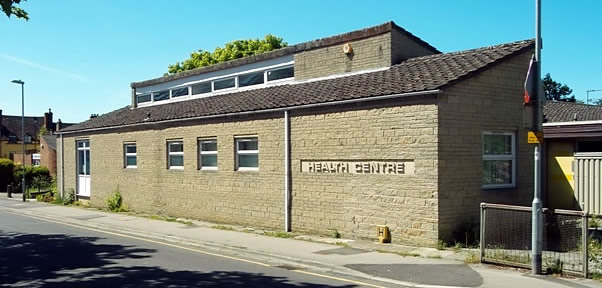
top-left (236, 137), bottom-right (258, 171)
top-left (267, 66), bottom-right (294, 81)
top-left (192, 82), bottom-right (212, 95)
top-left (239, 72), bottom-right (264, 87)
top-left (137, 93), bottom-right (151, 104)
top-left (153, 90), bottom-right (170, 102)
top-left (167, 140), bottom-right (184, 169)
top-left (25, 135), bottom-right (32, 144)
top-left (199, 138), bottom-right (217, 170)
top-left (214, 78), bottom-right (236, 91)
top-left (482, 132), bottom-right (515, 189)
top-left (171, 87), bottom-right (189, 98)
top-left (124, 143), bottom-right (137, 168)
top-left (8, 136), bottom-right (17, 144)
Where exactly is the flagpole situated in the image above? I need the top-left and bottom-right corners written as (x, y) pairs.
top-left (532, 0), bottom-right (543, 275)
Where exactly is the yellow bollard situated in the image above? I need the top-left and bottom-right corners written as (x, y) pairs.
top-left (377, 225), bottom-right (391, 243)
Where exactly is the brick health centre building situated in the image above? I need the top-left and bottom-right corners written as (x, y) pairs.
top-left (57, 22), bottom-right (535, 246)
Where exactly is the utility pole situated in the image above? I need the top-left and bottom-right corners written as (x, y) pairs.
top-left (11, 80), bottom-right (26, 202)
top-left (532, 0), bottom-right (543, 275)
top-left (587, 89), bottom-right (602, 104)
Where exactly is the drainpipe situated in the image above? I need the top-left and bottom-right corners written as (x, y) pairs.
top-left (60, 133), bottom-right (64, 198)
top-left (284, 110), bottom-right (291, 232)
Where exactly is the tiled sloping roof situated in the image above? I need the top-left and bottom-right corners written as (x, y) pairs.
top-left (42, 135), bottom-right (57, 150)
top-left (544, 101), bottom-right (602, 123)
top-left (61, 39), bottom-right (534, 133)
top-left (0, 115), bottom-right (44, 141)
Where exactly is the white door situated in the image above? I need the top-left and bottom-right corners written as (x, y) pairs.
top-left (77, 140), bottom-right (91, 197)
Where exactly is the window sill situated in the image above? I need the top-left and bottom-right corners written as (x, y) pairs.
top-left (199, 167), bottom-right (218, 172)
top-left (236, 167), bottom-right (259, 172)
top-left (124, 166), bottom-right (137, 169)
top-left (168, 167), bottom-right (184, 171)
top-left (482, 184), bottom-right (516, 190)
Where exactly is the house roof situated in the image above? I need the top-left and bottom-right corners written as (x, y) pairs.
top-left (61, 39), bottom-right (534, 134)
top-left (42, 135), bottom-right (57, 150)
top-left (544, 101), bottom-right (602, 123)
top-left (131, 21), bottom-right (440, 89)
top-left (0, 115), bottom-right (44, 141)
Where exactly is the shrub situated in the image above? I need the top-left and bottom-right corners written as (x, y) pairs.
top-left (13, 165), bottom-right (51, 190)
top-left (0, 158), bottom-right (15, 192)
top-left (62, 189), bottom-right (75, 205)
top-left (107, 187), bottom-right (128, 212)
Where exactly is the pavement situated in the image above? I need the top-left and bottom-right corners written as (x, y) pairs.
top-left (0, 194), bottom-right (600, 288)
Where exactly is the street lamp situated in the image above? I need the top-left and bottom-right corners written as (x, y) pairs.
top-left (11, 79), bottom-right (25, 202)
top-left (587, 89), bottom-right (602, 105)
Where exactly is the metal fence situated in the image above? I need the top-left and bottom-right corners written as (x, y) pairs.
top-left (480, 203), bottom-right (602, 278)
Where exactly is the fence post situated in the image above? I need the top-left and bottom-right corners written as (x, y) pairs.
top-left (583, 213), bottom-right (589, 278)
top-left (480, 203), bottom-right (486, 262)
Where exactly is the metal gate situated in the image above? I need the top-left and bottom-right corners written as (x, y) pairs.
top-left (574, 153), bottom-right (602, 214)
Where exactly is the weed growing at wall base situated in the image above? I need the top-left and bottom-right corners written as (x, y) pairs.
top-left (107, 186), bottom-right (128, 212)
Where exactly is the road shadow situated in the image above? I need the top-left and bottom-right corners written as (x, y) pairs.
top-left (0, 231), bottom-right (355, 287)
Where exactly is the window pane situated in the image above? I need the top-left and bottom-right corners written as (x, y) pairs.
top-left (483, 160), bottom-right (512, 185)
top-left (78, 150), bottom-right (85, 175)
top-left (201, 141), bottom-right (217, 151)
top-left (169, 155), bottom-right (184, 167)
top-left (126, 145), bottom-right (136, 154)
top-left (214, 78), bottom-right (235, 90)
top-left (137, 94), bottom-right (151, 104)
top-left (171, 87), bottom-right (189, 97)
top-left (483, 134), bottom-right (512, 155)
top-left (126, 156), bottom-right (137, 166)
top-left (267, 67), bottom-right (294, 81)
top-left (169, 142), bottom-right (183, 152)
top-left (239, 72), bottom-right (264, 87)
top-left (153, 90), bottom-right (170, 101)
top-left (238, 154), bottom-right (258, 168)
top-left (201, 155), bottom-right (218, 167)
top-left (85, 150), bottom-right (90, 175)
top-left (238, 139), bottom-right (258, 151)
top-left (192, 82), bottom-right (212, 95)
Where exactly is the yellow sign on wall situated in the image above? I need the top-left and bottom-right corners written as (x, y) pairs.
top-left (527, 131), bottom-right (544, 144)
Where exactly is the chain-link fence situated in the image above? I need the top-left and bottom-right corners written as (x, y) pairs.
top-left (480, 203), bottom-right (602, 278)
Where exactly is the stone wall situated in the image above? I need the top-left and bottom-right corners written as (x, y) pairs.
top-left (60, 97), bottom-right (440, 246)
top-left (390, 28), bottom-right (437, 64)
top-left (61, 116), bottom-right (285, 230)
top-left (437, 50), bottom-right (534, 242)
top-left (294, 33), bottom-right (392, 80)
top-left (289, 98), bottom-right (439, 246)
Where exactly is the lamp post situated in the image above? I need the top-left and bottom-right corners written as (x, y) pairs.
top-left (11, 80), bottom-right (25, 202)
top-left (587, 89), bottom-right (602, 104)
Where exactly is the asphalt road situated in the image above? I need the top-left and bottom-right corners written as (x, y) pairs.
top-left (0, 208), bottom-right (378, 288)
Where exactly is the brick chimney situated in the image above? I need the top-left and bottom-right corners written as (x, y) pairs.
top-left (44, 108), bottom-right (55, 132)
top-left (56, 119), bottom-right (63, 131)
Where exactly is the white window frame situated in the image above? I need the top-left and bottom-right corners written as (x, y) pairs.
top-left (198, 138), bottom-right (218, 170)
top-left (170, 86), bottom-right (190, 98)
top-left (482, 132), bottom-right (516, 189)
top-left (167, 140), bottom-right (184, 170)
top-left (124, 143), bottom-right (137, 169)
top-left (265, 65), bottom-right (294, 84)
top-left (235, 137), bottom-right (258, 171)
top-left (134, 61), bottom-right (294, 108)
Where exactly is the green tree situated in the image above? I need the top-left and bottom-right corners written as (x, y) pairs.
top-left (543, 73), bottom-right (575, 102)
top-left (166, 34), bottom-right (287, 75)
top-left (1, 0), bottom-right (28, 20)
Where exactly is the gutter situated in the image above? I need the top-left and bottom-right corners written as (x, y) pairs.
top-left (543, 120), bottom-right (602, 127)
top-left (57, 89), bottom-right (442, 136)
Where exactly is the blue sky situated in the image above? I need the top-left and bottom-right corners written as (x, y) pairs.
top-left (1, 0), bottom-right (600, 123)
